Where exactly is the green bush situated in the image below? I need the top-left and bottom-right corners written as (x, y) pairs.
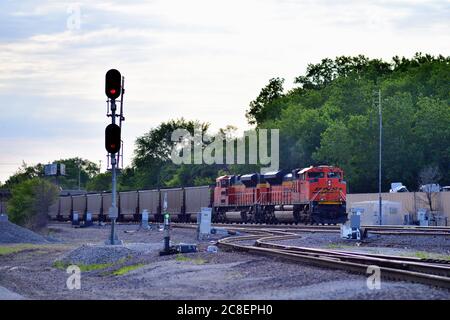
top-left (7, 178), bottom-right (58, 230)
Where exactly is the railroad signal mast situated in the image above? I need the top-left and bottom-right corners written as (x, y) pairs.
top-left (105, 69), bottom-right (125, 245)
top-left (160, 192), bottom-right (176, 256)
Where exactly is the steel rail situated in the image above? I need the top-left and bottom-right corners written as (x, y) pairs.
top-left (255, 242), bottom-right (450, 277)
top-left (217, 228), bottom-right (450, 289)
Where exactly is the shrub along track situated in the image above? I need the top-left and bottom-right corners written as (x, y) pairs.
top-left (209, 226), bottom-right (450, 289)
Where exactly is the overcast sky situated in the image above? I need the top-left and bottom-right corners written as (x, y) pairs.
top-left (0, 0), bottom-right (449, 182)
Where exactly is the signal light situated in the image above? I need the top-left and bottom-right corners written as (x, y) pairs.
top-left (105, 69), bottom-right (121, 100)
top-left (105, 123), bottom-right (121, 154)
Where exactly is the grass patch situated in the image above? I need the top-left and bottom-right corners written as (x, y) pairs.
top-left (175, 254), bottom-right (206, 265)
top-left (175, 254), bottom-right (190, 262)
top-left (112, 263), bottom-right (145, 276)
top-left (53, 255), bottom-right (131, 274)
top-left (325, 244), bottom-right (344, 249)
top-left (79, 263), bottom-right (113, 272)
top-left (412, 251), bottom-right (450, 261)
top-left (0, 244), bottom-right (39, 256)
top-left (414, 251), bottom-right (429, 259)
top-left (53, 260), bottom-right (113, 272)
top-left (53, 260), bottom-right (67, 270)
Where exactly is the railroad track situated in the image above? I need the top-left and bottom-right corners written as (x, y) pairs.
top-left (48, 220), bottom-right (450, 236)
top-left (207, 223), bottom-right (450, 236)
top-left (216, 227), bottom-right (450, 289)
top-left (48, 221), bottom-right (450, 287)
top-left (50, 220), bottom-right (450, 236)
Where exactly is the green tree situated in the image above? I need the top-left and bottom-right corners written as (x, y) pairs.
top-left (2, 162), bottom-right (44, 189)
top-left (7, 178), bottom-right (58, 230)
top-left (294, 55), bottom-right (391, 90)
top-left (86, 172), bottom-right (112, 192)
top-left (55, 158), bottom-right (100, 190)
top-left (2, 158), bottom-right (100, 191)
top-left (264, 106), bottom-right (328, 169)
top-left (245, 77), bottom-right (285, 125)
top-left (414, 97), bottom-right (450, 184)
top-left (132, 119), bottom-right (209, 189)
top-left (254, 53), bottom-right (450, 192)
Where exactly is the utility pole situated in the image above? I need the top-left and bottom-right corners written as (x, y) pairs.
top-left (374, 89), bottom-right (382, 225)
top-left (77, 159), bottom-right (81, 190)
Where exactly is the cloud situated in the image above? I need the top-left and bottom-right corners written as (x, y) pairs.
top-left (0, 0), bottom-right (449, 181)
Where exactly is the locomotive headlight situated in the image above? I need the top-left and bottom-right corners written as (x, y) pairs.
top-left (327, 180), bottom-right (331, 186)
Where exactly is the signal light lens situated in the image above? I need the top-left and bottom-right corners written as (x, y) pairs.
top-left (105, 69), bottom-right (122, 99)
top-left (105, 124), bottom-right (121, 154)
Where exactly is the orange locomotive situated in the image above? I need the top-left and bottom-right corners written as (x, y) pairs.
top-left (214, 165), bottom-right (347, 224)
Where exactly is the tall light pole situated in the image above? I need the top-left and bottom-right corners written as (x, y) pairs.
top-left (374, 89), bottom-right (382, 225)
top-left (77, 159), bottom-right (81, 190)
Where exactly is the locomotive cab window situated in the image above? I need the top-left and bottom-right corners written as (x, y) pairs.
top-left (220, 180), bottom-right (229, 188)
top-left (308, 172), bottom-right (324, 179)
top-left (327, 172), bottom-right (341, 178)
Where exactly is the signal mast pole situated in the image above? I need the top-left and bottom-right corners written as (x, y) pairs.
top-left (110, 98), bottom-right (118, 245)
top-left (104, 69), bottom-right (124, 245)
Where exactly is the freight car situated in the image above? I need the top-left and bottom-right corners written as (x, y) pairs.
top-left (50, 187), bottom-right (213, 223)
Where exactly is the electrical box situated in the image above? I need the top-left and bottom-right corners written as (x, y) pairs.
top-left (109, 207), bottom-right (118, 219)
top-left (341, 209), bottom-right (363, 240)
top-left (417, 208), bottom-right (429, 226)
top-left (85, 212), bottom-right (93, 227)
top-left (141, 209), bottom-right (149, 229)
top-left (197, 207), bottom-right (212, 240)
top-left (72, 211), bottom-right (80, 226)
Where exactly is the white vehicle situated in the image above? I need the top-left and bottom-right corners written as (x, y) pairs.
top-left (389, 182), bottom-right (409, 193)
top-left (419, 184), bottom-right (441, 193)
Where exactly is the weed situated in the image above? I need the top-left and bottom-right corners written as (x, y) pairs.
top-left (112, 264), bottom-right (145, 276)
top-left (0, 244), bottom-right (38, 256)
top-left (175, 254), bottom-right (206, 265)
top-left (326, 244), bottom-right (343, 249)
top-left (52, 260), bottom-right (113, 271)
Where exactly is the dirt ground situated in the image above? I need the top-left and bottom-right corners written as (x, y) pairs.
top-left (0, 222), bottom-right (449, 300)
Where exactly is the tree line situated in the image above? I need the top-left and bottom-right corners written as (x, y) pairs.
top-left (2, 53), bottom-right (449, 197)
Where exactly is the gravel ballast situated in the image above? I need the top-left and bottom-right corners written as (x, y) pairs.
top-left (0, 223), bottom-right (449, 300)
top-left (59, 245), bottom-right (137, 265)
top-left (268, 231), bottom-right (450, 256)
top-left (0, 221), bottom-right (49, 244)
